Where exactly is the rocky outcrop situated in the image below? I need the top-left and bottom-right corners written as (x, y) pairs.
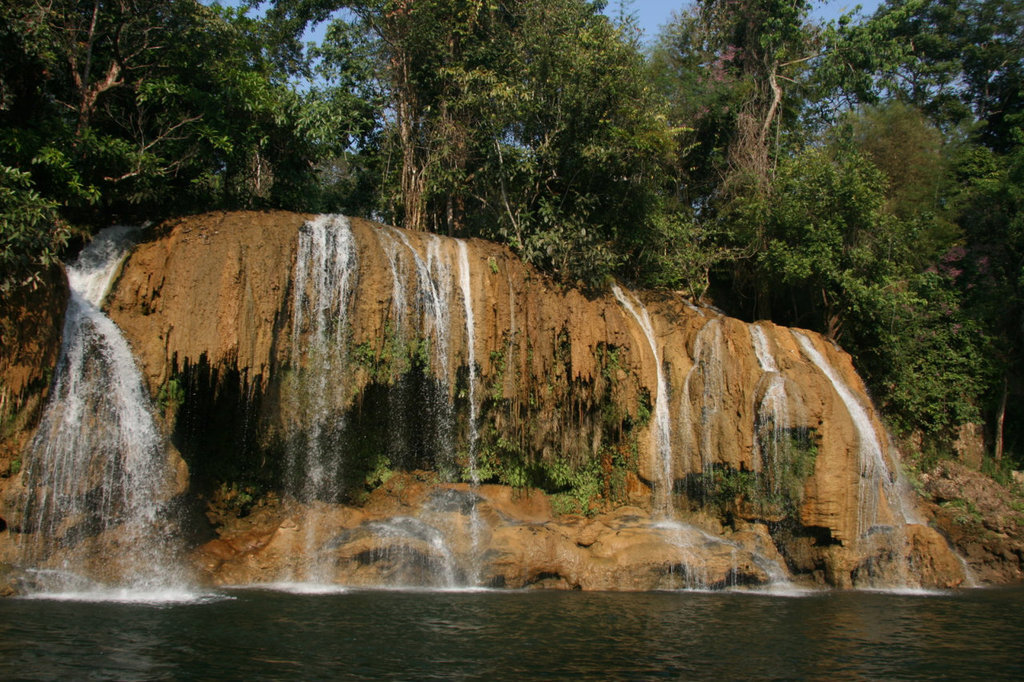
top-left (0, 267), bottom-right (69, 560)
top-left (3, 211), bottom-right (973, 591)
top-left (920, 461), bottom-right (1024, 583)
top-left (194, 473), bottom-right (774, 590)
top-left (0, 266), bottom-right (68, 478)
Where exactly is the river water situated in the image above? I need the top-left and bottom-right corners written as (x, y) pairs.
top-left (1, 586), bottom-right (1021, 680)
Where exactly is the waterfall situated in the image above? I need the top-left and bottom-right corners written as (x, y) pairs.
top-left (692, 320), bottom-right (725, 477)
top-left (288, 215), bottom-right (358, 504)
top-left (457, 242), bottom-right (480, 484)
top-left (611, 284), bottom-right (673, 515)
top-left (750, 325), bottom-right (777, 373)
top-left (285, 215), bottom-right (358, 582)
top-left (16, 226), bottom-right (186, 593)
top-left (392, 229), bottom-right (449, 360)
top-left (425, 236), bottom-right (454, 381)
top-left (353, 517), bottom-right (459, 589)
top-left (456, 241), bottom-right (485, 584)
top-left (374, 227), bottom-right (409, 335)
top-left (673, 319), bottom-right (726, 492)
top-left (792, 331), bottom-right (909, 534)
top-left (749, 325), bottom-right (790, 489)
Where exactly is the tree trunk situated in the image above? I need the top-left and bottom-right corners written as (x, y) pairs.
top-left (995, 374), bottom-right (1008, 462)
top-left (394, 51), bottom-right (425, 232)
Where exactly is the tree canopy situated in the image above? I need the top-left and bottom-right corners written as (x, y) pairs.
top-left (3, 0), bottom-right (1023, 467)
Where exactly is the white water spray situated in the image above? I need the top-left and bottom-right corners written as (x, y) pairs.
top-left (750, 325), bottom-right (778, 373)
top-left (289, 215), bottom-right (358, 501)
top-left (286, 215), bottom-right (359, 582)
top-left (692, 320), bottom-right (725, 477)
top-left (425, 236), bottom-right (454, 380)
top-left (749, 325), bottom-right (790, 487)
top-left (457, 241), bottom-right (479, 484)
top-left (18, 226), bottom-right (186, 593)
top-left (456, 241), bottom-right (487, 584)
top-left (611, 284), bottom-right (673, 515)
top-left (792, 331), bottom-right (912, 534)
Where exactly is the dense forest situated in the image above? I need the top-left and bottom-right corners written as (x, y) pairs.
top-left (1, 0), bottom-right (1022, 470)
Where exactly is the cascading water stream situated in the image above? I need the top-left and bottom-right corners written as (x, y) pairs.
top-left (286, 215), bottom-right (358, 582)
top-left (749, 325), bottom-right (790, 488)
top-left (609, 286), bottom-right (716, 589)
top-left (609, 292), bottom-right (793, 590)
top-left (289, 215), bottom-right (358, 500)
top-left (391, 229), bottom-right (448, 356)
top-left (792, 331), bottom-right (913, 533)
top-left (692, 320), bottom-right (725, 479)
top-left (750, 325), bottom-right (777, 373)
top-left (672, 318), bottom-right (726, 501)
top-left (457, 241), bottom-right (479, 481)
top-left (425, 236), bottom-right (454, 380)
top-left (16, 226), bottom-right (187, 594)
top-left (456, 241), bottom-right (484, 584)
top-left (355, 517), bottom-right (460, 589)
top-left (611, 285), bottom-right (673, 516)
top-left (791, 331), bottom-right (945, 589)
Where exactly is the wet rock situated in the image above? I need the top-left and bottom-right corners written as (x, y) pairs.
top-left (3, 211), bottom-right (993, 591)
top-left (921, 461), bottom-right (1024, 583)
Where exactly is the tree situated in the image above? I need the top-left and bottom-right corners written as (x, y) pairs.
top-left (953, 134), bottom-right (1024, 460)
top-left (821, 0), bottom-right (1023, 150)
top-left (0, 166), bottom-right (67, 295)
top-left (748, 140), bottom-right (990, 441)
top-left (848, 102), bottom-right (957, 267)
top-left (304, 0), bottom-right (671, 286)
top-left (652, 1), bottom-right (819, 202)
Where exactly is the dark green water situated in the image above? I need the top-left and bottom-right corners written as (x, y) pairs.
top-left (1, 586), bottom-right (1022, 680)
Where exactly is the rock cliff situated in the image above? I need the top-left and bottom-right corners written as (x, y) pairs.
top-left (1, 211), bottom-right (976, 590)
top-left (0, 266), bottom-right (68, 492)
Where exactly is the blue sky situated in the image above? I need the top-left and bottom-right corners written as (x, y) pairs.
top-left (620, 1), bottom-right (884, 41)
top-left (218, 1), bottom-right (887, 47)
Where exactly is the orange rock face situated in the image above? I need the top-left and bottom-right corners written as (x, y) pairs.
top-left (0, 266), bottom-right (68, 472)
top-left (5, 211), bottom-right (971, 590)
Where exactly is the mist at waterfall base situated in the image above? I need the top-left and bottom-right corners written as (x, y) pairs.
top-left (3, 587), bottom-right (1023, 679)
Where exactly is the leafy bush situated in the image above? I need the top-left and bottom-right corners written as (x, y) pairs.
top-left (0, 165), bottom-right (68, 295)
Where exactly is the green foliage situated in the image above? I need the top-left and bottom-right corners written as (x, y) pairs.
top-left (703, 428), bottom-right (818, 517)
top-left (822, 0), bottom-right (1023, 152)
top-left (314, 0), bottom-right (672, 287)
top-left (848, 102), bottom-right (959, 266)
top-left (752, 142), bottom-right (903, 338)
top-left (467, 433), bottom-right (531, 490)
top-left (365, 453), bottom-right (394, 489)
top-left (548, 459), bottom-right (603, 516)
top-left (0, 0), bottom-right (374, 273)
top-left (635, 389), bottom-right (652, 429)
top-left (214, 481), bottom-right (262, 518)
top-left (0, 165), bottom-right (69, 294)
top-left (873, 270), bottom-right (991, 437)
top-left (941, 498), bottom-right (984, 526)
top-left (351, 322), bottom-right (421, 384)
top-left (636, 211), bottom-right (737, 299)
top-left (157, 377), bottom-right (186, 413)
top-left (488, 348), bottom-right (506, 401)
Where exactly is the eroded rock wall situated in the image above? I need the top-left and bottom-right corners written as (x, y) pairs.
top-left (99, 212), bottom-right (967, 587)
top-left (0, 266), bottom-right (68, 495)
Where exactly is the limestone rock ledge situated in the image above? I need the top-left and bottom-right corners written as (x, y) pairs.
top-left (0, 211), bottom-right (979, 591)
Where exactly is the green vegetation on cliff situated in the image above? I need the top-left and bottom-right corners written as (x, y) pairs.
top-left (2, 0), bottom-right (1022, 470)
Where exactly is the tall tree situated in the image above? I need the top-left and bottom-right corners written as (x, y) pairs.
top-left (306, 0), bottom-right (671, 285)
top-left (821, 0), bottom-right (1023, 150)
top-left (652, 0), bottom-right (819, 202)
